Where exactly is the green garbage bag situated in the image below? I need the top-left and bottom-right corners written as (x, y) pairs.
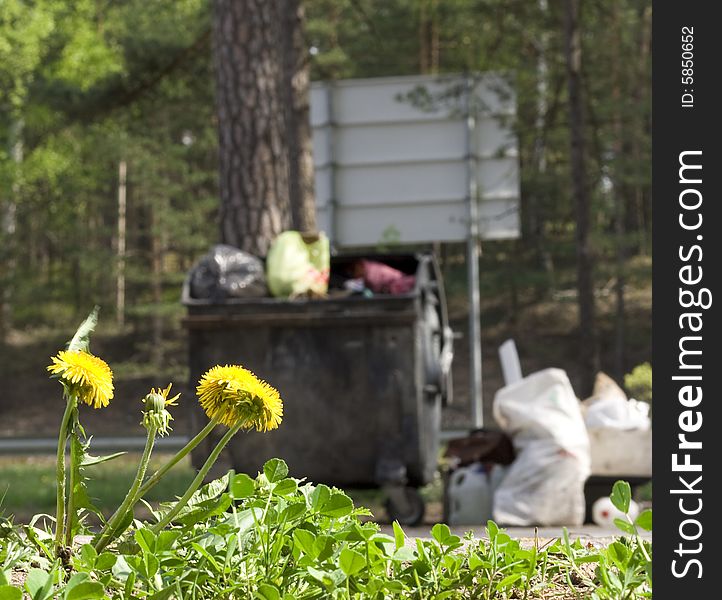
top-left (266, 231), bottom-right (330, 298)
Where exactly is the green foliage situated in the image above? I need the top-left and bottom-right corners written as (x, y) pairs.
top-left (625, 362), bottom-right (652, 404)
top-left (1, 0), bottom-right (651, 341)
top-left (1, 468), bottom-right (652, 598)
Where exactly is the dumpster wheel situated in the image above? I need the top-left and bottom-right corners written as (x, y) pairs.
top-left (384, 486), bottom-right (425, 526)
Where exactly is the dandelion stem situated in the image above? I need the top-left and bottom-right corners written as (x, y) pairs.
top-left (94, 423), bottom-right (158, 553)
top-left (64, 432), bottom-right (77, 548)
top-left (135, 417), bottom-right (219, 500)
top-left (54, 395), bottom-right (76, 553)
top-left (150, 422), bottom-right (241, 533)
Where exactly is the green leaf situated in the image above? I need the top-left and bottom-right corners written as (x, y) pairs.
top-left (134, 528), bottom-right (157, 554)
top-left (156, 531), bottom-right (181, 553)
top-left (0, 573), bottom-right (5, 587)
top-left (293, 529), bottom-right (317, 556)
top-left (486, 520), bottom-right (499, 540)
top-left (281, 502), bottom-right (307, 522)
top-left (123, 572), bottom-right (135, 597)
top-left (67, 306), bottom-right (99, 352)
top-left (112, 509), bottom-right (134, 541)
top-left (141, 554), bottom-right (160, 579)
top-left (81, 451), bottom-right (127, 466)
top-left (0, 586), bottom-right (22, 600)
top-left (25, 569), bottom-right (53, 600)
top-left (496, 573), bottom-right (522, 590)
top-left (255, 583), bottom-right (281, 600)
top-left (272, 478), bottom-right (298, 496)
top-left (392, 546), bottom-right (416, 562)
top-left (431, 523), bottom-right (451, 545)
top-left (610, 481), bottom-right (632, 514)
top-left (147, 587), bottom-right (177, 600)
top-left (392, 520), bottom-right (405, 550)
top-left (230, 473), bottom-right (255, 499)
top-left (320, 493), bottom-right (353, 518)
top-left (613, 518), bottom-right (636, 535)
top-left (339, 547), bottom-right (366, 576)
top-left (264, 458), bottom-right (289, 483)
top-left (606, 541), bottom-right (629, 570)
top-left (79, 544), bottom-right (97, 567)
top-left (229, 507), bottom-right (264, 535)
top-left (468, 552), bottom-right (489, 571)
top-left (176, 492), bottom-right (232, 527)
top-left (313, 535), bottom-right (335, 561)
top-left (635, 509), bottom-right (652, 531)
top-left (306, 566), bottom-right (332, 586)
top-left (65, 581), bottom-right (105, 600)
top-left (94, 552), bottom-right (117, 571)
top-left (63, 573), bottom-right (89, 593)
top-left (310, 484), bottom-right (330, 511)
top-left (112, 555), bottom-right (131, 581)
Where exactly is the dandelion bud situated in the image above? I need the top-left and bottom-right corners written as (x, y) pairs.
top-left (141, 384), bottom-right (179, 437)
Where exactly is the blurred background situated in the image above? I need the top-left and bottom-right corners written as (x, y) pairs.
top-left (0, 0), bottom-right (651, 521)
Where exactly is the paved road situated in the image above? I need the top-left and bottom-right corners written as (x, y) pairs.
top-left (379, 523), bottom-right (651, 548)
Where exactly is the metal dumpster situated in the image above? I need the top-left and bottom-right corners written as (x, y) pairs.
top-left (182, 252), bottom-right (453, 524)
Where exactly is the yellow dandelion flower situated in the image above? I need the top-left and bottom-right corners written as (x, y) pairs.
top-left (196, 365), bottom-right (283, 431)
top-left (47, 350), bottom-right (114, 409)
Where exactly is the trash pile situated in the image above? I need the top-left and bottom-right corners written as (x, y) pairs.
top-left (492, 368), bottom-right (591, 526)
top-left (444, 345), bottom-right (651, 527)
top-left (188, 231), bottom-right (418, 301)
top-left (582, 372), bottom-right (651, 431)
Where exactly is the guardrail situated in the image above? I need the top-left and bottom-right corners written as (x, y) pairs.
top-left (0, 436), bottom-right (191, 454)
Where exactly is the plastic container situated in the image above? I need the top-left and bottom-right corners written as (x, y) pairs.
top-left (591, 496), bottom-right (640, 527)
top-left (446, 463), bottom-right (503, 525)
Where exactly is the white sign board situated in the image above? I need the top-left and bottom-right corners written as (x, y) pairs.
top-left (311, 74), bottom-right (521, 246)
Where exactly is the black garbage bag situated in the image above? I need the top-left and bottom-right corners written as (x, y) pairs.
top-left (189, 244), bottom-right (267, 300)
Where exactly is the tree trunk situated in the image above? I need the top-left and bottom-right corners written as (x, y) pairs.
top-left (213, 0), bottom-right (316, 255)
top-left (281, 0), bottom-right (317, 232)
top-left (563, 0), bottom-right (598, 397)
top-left (610, 3), bottom-right (626, 382)
top-left (150, 203), bottom-right (165, 368)
top-left (213, 0), bottom-right (290, 256)
top-left (0, 120), bottom-right (22, 340)
top-left (116, 160), bottom-right (127, 329)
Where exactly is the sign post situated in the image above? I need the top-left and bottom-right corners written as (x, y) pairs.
top-left (464, 76), bottom-right (484, 429)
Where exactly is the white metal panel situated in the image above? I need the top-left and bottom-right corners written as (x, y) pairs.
top-left (309, 74), bottom-right (521, 245)
top-left (335, 201), bottom-right (469, 246)
top-left (334, 121), bottom-right (466, 165)
top-left (474, 117), bottom-right (518, 159)
top-left (310, 85), bottom-right (330, 127)
top-left (478, 197), bottom-right (520, 240)
top-left (336, 161), bottom-right (467, 207)
top-left (312, 126), bottom-right (332, 167)
top-left (332, 77), bottom-right (463, 125)
top-left (475, 157), bottom-right (520, 199)
top-left (315, 205), bottom-right (332, 238)
top-left (314, 165), bottom-right (333, 206)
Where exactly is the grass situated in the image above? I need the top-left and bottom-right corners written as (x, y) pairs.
top-left (0, 454), bottom-right (196, 523)
top-left (0, 454), bottom-right (447, 526)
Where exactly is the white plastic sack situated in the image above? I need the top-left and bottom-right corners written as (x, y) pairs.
top-left (493, 368), bottom-right (590, 456)
top-left (493, 440), bottom-right (588, 526)
top-left (492, 368), bottom-right (590, 526)
top-left (585, 396), bottom-right (650, 430)
top-left (583, 373), bottom-right (651, 430)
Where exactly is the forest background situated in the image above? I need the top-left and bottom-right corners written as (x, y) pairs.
top-left (0, 0), bottom-right (651, 436)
